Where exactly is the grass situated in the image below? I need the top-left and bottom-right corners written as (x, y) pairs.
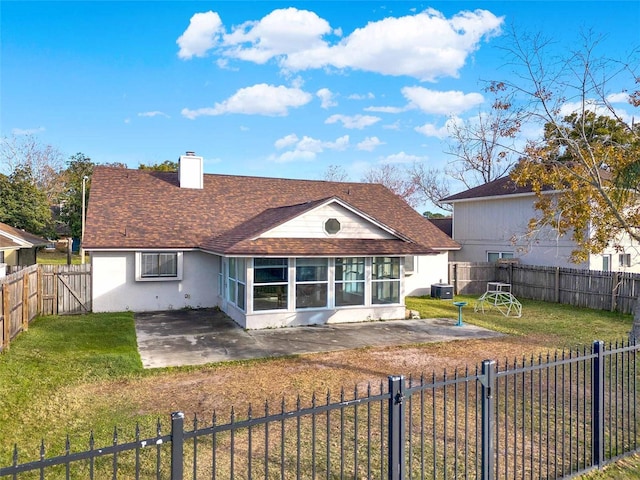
top-left (37, 250), bottom-right (87, 265)
top-left (0, 296), bottom-right (636, 477)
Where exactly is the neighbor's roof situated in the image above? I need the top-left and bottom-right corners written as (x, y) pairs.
top-left (0, 222), bottom-right (48, 248)
top-left (441, 176), bottom-right (540, 202)
top-left (84, 167), bottom-right (460, 256)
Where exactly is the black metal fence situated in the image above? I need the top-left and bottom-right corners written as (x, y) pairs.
top-left (2, 340), bottom-right (638, 479)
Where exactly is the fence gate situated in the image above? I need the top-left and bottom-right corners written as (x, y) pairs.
top-left (40, 264), bottom-right (92, 315)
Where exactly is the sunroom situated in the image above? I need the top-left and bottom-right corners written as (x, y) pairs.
top-left (220, 255), bottom-right (407, 329)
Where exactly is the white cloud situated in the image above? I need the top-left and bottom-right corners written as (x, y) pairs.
top-left (223, 8), bottom-right (332, 64)
top-left (275, 133), bottom-right (299, 149)
top-left (364, 105), bottom-right (409, 114)
top-left (348, 92), bottom-right (375, 100)
top-left (379, 152), bottom-right (428, 164)
top-left (11, 127), bottom-right (45, 135)
top-left (283, 8), bottom-right (503, 81)
top-left (138, 111), bottom-right (170, 118)
top-left (402, 86), bottom-right (484, 115)
top-left (357, 136), bottom-right (384, 151)
top-left (316, 88), bottom-right (337, 108)
top-left (177, 11), bottom-right (224, 59)
top-left (607, 92), bottom-right (630, 104)
top-left (325, 114), bottom-right (381, 129)
top-left (179, 8), bottom-right (503, 81)
top-left (415, 116), bottom-right (462, 138)
top-left (271, 134), bottom-right (350, 162)
top-left (182, 84), bottom-right (312, 118)
top-left (559, 99), bottom-right (634, 123)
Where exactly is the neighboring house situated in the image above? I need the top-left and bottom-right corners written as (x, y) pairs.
top-left (83, 153), bottom-right (460, 329)
top-left (0, 222), bottom-right (49, 267)
top-left (442, 176), bottom-right (640, 273)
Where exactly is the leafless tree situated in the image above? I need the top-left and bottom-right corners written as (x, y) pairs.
top-left (0, 134), bottom-right (65, 204)
top-left (361, 163), bottom-right (420, 207)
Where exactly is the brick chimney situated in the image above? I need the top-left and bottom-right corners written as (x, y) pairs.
top-left (178, 151), bottom-right (203, 189)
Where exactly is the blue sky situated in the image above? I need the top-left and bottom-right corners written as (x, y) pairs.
top-left (2, 1), bottom-right (639, 207)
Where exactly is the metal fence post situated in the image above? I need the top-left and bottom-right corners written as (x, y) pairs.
top-left (388, 375), bottom-right (405, 480)
top-left (480, 360), bottom-right (496, 480)
top-left (171, 412), bottom-right (185, 480)
top-left (592, 341), bottom-right (605, 469)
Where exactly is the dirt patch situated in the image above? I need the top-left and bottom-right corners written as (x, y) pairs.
top-left (74, 336), bottom-right (554, 423)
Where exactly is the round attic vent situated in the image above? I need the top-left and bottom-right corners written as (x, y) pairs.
top-left (324, 218), bottom-right (341, 235)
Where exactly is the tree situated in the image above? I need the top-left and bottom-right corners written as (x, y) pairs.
top-left (139, 160), bottom-right (178, 171)
top-left (410, 84), bottom-right (521, 210)
top-left (423, 211), bottom-right (447, 219)
top-left (0, 134), bottom-right (65, 205)
top-left (409, 163), bottom-right (452, 212)
top-left (321, 164), bottom-right (349, 182)
top-left (501, 30), bottom-right (640, 339)
top-left (361, 163), bottom-right (420, 207)
top-left (59, 153), bottom-right (95, 239)
top-left (0, 166), bottom-right (53, 235)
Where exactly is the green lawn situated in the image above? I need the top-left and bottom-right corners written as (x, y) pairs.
top-left (0, 296), bottom-right (637, 477)
top-left (37, 250), bottom-right (87, 265)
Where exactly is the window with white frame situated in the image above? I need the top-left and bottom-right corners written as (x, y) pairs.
top-left (335, 257), bottom-right (365, 306)
top-left (227, 257), bottom-right (246, 310)
top-left (253, 258), bottom-right (288, 311)
top-left (487, 252), bottom-right (514, 262)
top-left (372, 257), bottom-right (400, 304)
top-left (619, 253), bottom-right (631, 268)
top-left (135, 252), bottom-right (182, 281)
top-left (296, 258), bottom-right (328, 309)
top-left (602, 255), bottom-right (611, 272)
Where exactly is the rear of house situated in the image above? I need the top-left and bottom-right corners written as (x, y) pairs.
top-left (83, 153), bottom-right (460, 329)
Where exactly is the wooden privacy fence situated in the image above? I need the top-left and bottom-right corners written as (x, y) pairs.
top-left (450, 261), bottom-right (640, 315)
top-left (0, 264), bottom-right (91, 351)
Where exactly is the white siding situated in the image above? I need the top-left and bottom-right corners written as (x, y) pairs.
top-left (404, 252), bottom-right (450, 296)
top-left (452, 195), bottom-right (582, 268)
top-left (92, 250), bottom-right (220, 312)
top-left (262, 203), bottom-right (395, 239)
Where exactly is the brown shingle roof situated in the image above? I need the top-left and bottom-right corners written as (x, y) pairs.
top-left (84, 167), bottom-right (460, 255)
top-left (441, 176), bottom-right (536, 202)
top-left (0, 222), bottom-right (48, 247)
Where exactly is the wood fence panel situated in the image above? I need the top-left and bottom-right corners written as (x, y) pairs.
top-left (451, 261), bottom-right (640, 315)
top-left (0, 264), bottom-right (91, 351)
top-left (0, 265), bottom-right (39, 351)
top-left (449, 262), bottom-right (498, 294)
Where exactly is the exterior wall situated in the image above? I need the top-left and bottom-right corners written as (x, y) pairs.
top-left (262, 203), bottom-right (395, 239)
top-left (592, 236), bottom-right (640, 273)
top-left (3, 249), bottom-right (19, 266)
top-left (92, 250), bottom-right (220, 312)
top-left (404, 252), bottom-right (450, 296)
top-left (451, 195), bottom-right (585, 268)
top-left (244, 305), bottom-right (406, 330)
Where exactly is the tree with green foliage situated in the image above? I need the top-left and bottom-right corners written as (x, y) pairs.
top-left (59, 153), bottom-right (95, 239)
top-left (0, 166), bottom-right (53, 235)
top-left (139, 160), bottom-right (178, 171)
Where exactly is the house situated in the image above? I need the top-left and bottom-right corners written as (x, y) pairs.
top-left (0, 222), bottom-right (49, 268)
top-left (442, 175), bottom-right (640, 273)
top-left (83, 152), bottom-right (460, 329)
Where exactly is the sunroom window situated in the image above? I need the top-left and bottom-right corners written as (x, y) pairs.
top-left (296, 258), bottom-right (328, 309)
top-left (371, 257), bottom-right (400, 304)
top-left (227, 257), bottom-right (246, 311)
top-left (335, 257), bottom-right (365, 306)
top-left (253, 258), bottom-right (288, 311)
